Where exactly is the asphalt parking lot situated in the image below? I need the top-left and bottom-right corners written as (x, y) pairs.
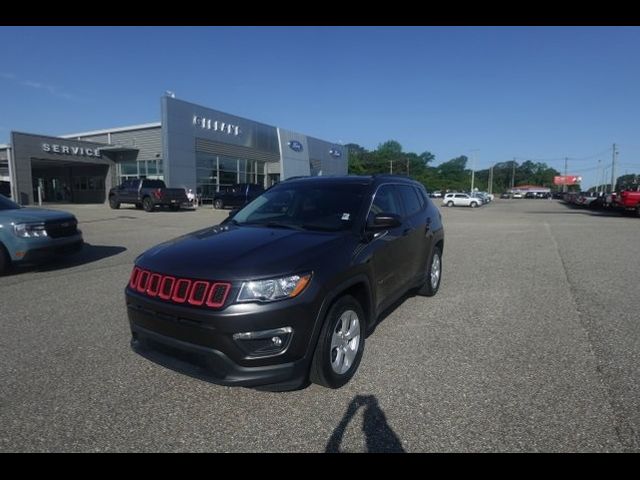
top-left (1, 199), bottom-right (639, 452)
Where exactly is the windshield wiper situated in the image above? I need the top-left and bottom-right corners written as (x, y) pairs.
top-left (264, 221), bottom-right (307, 231)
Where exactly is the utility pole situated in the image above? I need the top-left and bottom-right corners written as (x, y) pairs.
top-left (511, 158), bottom-right (516, 190)
top-left (611, 143), bottom-right (618, 192)
top-left (597, 159), bottom-right (602, 193)
top-left (488, 166), bottom-right (494, 194)
top-left (563, 157), bottom-right (568, 193)
top-left (470, 150), bottom-right (478, 192)
top-left (389, 160), bottom-right (393, 174)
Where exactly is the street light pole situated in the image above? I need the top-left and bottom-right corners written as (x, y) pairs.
top-left (470, 149), bottom-right (478, 192)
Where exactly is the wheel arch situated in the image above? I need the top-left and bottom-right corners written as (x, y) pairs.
top-left (306, 274), bottom-right (374, 358)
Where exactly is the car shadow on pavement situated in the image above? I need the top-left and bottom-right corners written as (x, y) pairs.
top-left (366, 292), bottom-right (414, 338)
top-left (326, 395), bottom-right (405, 453)
top-left (10, 243), bottom-right (127, 275)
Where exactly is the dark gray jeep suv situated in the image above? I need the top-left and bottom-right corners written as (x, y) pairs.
top-left (125, 175), bottom-right (444, 390)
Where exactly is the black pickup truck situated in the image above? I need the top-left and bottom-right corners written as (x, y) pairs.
top-left (108, 179), bottom-right (188, 212)
top-left (213, 183), bottom-right (265, 209)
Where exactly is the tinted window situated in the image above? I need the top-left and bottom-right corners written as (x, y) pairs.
top-left (396, 185), bottom-right (423, 216)
top-left (370, 185), bottom-right (403, 217)
top-left (414, 187), bottom-right (426, 207)
top-left (142, 180), bottom-right (165, 189)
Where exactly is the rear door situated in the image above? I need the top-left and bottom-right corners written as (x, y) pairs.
top-left (395, 185), bottom-right (432, 285)
top-left (367, 184), bottom-right (411, 309)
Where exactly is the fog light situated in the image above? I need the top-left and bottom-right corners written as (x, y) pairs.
top-left (233, 327), bottom-right (292, 357)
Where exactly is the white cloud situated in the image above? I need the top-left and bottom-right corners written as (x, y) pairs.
top-left (1, 73), bottom-right (79, 100)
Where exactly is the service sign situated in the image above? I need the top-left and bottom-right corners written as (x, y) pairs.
top-left (554, 175), bottom-right (582, 185)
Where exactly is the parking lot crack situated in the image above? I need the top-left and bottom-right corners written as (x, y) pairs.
top-left (544, 221), bottom-right (638, 451)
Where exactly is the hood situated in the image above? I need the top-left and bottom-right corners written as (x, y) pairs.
top-left (0, 207), bottom-right (76, 225)
top-left (137, 224), bottom-right (348, 281)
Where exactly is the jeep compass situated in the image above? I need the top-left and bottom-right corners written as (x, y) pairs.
top-left (125, 175), bottom-right (444, 390)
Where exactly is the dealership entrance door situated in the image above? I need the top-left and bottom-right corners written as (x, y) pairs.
top-left (31, 159), bottom-right (109, 204)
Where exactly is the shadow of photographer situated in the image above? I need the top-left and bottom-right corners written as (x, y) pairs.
top-left (326, 394), bottom-right (405, 453)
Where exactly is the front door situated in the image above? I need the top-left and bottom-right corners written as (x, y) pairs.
top-left (366, 184), bottom-right (410, 310)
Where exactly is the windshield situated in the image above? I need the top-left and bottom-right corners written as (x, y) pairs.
top-left (232, 182), bottom-right (367, 232)
top-left (0, 194), bottom-right (21, 210)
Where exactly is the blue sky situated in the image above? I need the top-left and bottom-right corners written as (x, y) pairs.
top-left (1, 26), bottom-right (639, 189)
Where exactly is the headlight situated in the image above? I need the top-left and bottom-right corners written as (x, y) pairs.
top-left (13, 223), bottom-right (48, 238)
top-left (237, 273), bottom-right (311, 303)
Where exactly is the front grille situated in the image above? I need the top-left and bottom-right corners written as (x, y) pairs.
top-left (46, 219), bottom-right (78, 238)
top-left (129, 267), bottom-right (231, 310)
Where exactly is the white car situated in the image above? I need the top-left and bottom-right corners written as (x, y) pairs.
top-left (442, 193), bottom-right (481, 208)
top-left (512, 192), bottom-right (523, 199)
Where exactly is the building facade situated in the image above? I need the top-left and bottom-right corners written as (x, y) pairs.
top-left (0, 96), bottom-right (347, 205)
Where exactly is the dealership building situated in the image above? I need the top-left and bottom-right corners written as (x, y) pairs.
top-left (0, 95), bottom-right (348, 205)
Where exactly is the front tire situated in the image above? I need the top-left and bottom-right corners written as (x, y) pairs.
top-left (109, 196), bottom-right (120, 209)
top-left (470, 201), bottom-right (478, 208)
top-left (417, 245), bottom-right (442, 297)
top-left (447, 201), bottom-right (454, 207)
top-left (143, 197), bottom-right (154, 212)
top-left (214, 199), bottom-right (224, 210)
top-left (0, 243), bottom-right (10, 276)
top-left (310, 295), bottom-right (365, 389)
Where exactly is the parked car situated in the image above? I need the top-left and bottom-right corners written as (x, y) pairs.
top-left (574, 192), bottom-right (599, 207)
top-left (0, 194), bottom-right (83, 275)
top-left (108, 179), bottom-right (188, 212)
top-left (442, 193), bottom-right (480, 208)
top-left (612, 188), bottom-right (640, 215)
top-left (125, 175), bottom-right (445, 390)
top-left (429, 191), bottom-right (442, 198)
top-left (213, 183), bottom-right (265, 210)
top-left (512, 192), bottom-right (523, 199)
top-left (500, 192), bottom-right (511, 199)
top-left (471, 192), bottom-right (490, 204)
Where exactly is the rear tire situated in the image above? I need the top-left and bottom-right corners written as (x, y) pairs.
top-left (310, 295), bottom-right (366, 389)
top-left (214, 199), bottom-right (224, 210)
top-left (109, 196), bottom-right (120, 209)
top-left (417, 245), bottom-right (442, 297)
top-left (143, 197), bottom-right (154, 212)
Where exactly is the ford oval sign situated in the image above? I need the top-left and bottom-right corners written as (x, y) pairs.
top-left (329, 148), bottom-right (342, 158)
top-left (288, 140), bottom-right (303, 152)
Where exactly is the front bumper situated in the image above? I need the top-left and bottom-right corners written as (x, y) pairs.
top-left (11, 233), bottom-right (83, 263)
top-left (126, 286), bottom-right (324, 389)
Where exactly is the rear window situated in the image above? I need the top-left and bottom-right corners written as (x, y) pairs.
top-left (142, 180), bottom-right (165, 189)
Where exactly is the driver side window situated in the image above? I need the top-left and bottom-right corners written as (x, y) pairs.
top-left (370, 185), bottom-right (403, 217)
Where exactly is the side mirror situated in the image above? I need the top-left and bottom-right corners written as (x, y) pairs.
top-left (367, 213), bottom-right (402, 231)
